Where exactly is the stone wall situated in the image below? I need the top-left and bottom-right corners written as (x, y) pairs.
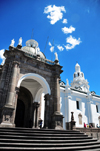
top-left (76, 127), bottom-right (100, 140)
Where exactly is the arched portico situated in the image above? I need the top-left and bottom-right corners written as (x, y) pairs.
top-left (15, 73), bottom-right (51, 128)
top-left (17, 73), bottom-right (51, 95)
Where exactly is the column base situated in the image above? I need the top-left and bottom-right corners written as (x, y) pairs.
top-left (32, 126), bottom-right (39, 129)
top-left (52, 111), bottom-right (64, 129)
top-left (0, 121), bottom-right (15, 128)
top-left (0, 105), bottom-right (15, 128)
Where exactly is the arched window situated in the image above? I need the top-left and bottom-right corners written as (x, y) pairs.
top-left (96, 105), bottom-right (99, 113)
top-left (76, 101), bottom-right (79, 109)
top-left (74, 74), bottom-right (76, 78)
top-left (78, 72), bottom-right (80, 76)
top-left (81, 73), bottom-right (83, 77)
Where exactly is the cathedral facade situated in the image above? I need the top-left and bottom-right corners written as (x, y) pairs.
top-left (60, 63), bottom-right (100, 129)
top-left (0, 37), bottom-right (100, 130)
top-left (0, 38), bottom-right (63, 129)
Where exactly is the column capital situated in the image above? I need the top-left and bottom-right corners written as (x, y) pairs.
top-left (15, 87), bottom-right (20, 94)
top-left (44, 93), bottom-right (50, 101)
top-left (36, 103), bottom-right (40, 108)
top-left (12, 61), bottom-right (20, 67)
top-left (33, 102), bottom-right (40, 108)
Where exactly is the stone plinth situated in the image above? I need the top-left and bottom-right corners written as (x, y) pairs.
top-left (52, 111), bottom-right (64, 129)
top-left (0, 105), bottom-right (15, 127)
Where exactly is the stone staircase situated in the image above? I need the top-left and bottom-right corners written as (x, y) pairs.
top-left (0, 127), bottom-right (100, 150)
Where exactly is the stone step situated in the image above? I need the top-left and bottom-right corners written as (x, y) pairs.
top-left (0, 134), bottom-right (93, 140)
top-left (0, 141), bottom-right (100, 147)
top-left (0, 127), bottom-right (81, 134)
top-left (0, 131), bottom-right (88, 137)
top-left (80, 148), bottom-right (100, 151)
top-left (0, 138), bottom-right (97, 143)
top-left (0, 127), bottom-right (100, 150)
top-left (0, 144), bottom-right (100, 151)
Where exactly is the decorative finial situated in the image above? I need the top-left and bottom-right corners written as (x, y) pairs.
top-left (54, 52), bottom-right (58, 61)
top-left (18, 37), bottom-right (22, 46)
top-left (10, 39), bottom-right (15, 47)
top-left (66, 79), bottom-right (69, 86)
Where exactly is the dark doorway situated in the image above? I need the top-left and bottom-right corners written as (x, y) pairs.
top-left (15, 99), bottom-right (25, 127)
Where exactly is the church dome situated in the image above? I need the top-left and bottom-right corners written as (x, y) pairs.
top-left (21, 39), bottom-right (46, 59)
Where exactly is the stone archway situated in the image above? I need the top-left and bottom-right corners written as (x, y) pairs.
top-left (17, 73), bottom-right (51, 95)
top-left (16, 73), bottom-right (51, 128)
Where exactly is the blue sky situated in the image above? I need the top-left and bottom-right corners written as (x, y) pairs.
top-left (0, 0), bottom-right (100, 94)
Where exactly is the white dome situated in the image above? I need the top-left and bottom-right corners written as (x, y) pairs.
top-left (22, 46), bottom-right (36, 54)
top-left (26, 39), bottom-right (38, 48)
top-left (21, 39), bottom-right (46, 59)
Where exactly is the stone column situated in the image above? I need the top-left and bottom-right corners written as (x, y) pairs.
top-left (6, 61), bottom-right (20, 106)
top-left (0, 64), bottom-right (8, 108)
top-left (36, 103), bottom-right (40, 128)
top-left (32, 102), bottom-right (36, 128)
top-left (0, 64), bottom-right (8, 123)
top-left (44, 94), bottom-right (50, 129)
top-left (52, 74), bottom-right (64, 129)
top-left (32, 102), bottom-right (39, 128)
top-left (54, 75), bottom-right (60, 112)
top-left (0, 61), bottom-right (20, 127)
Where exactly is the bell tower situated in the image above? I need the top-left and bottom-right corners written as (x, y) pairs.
top-left (71, 63), bottom-right (89, 92)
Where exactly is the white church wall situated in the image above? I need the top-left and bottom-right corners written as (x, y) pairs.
top-left (60, 88), bottom-right (100, 129)
top-left (90, 97), bottom-right (100, 127)
top-left (60, 87), bottom-right (89, 129)
top-left (70, 92), bottom-right (88, 128)
top-left (60, 63), bottom-right (100, 129)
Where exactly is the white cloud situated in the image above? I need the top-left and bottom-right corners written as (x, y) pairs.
top-left (57, 45), bottom-right (64, 51)
top-left (50, 46), bottom-right (54, 52)
top-left (65, 35), bottom-right (81, 50)
top-left (62, 19), bottom-right (67, 24)
top-left (0, 49), bottom-right (5, 65)
top-left (48, 42), bottom-right (52, 46)
top-left (44, 5), bottom-right (66, 24)
top-left (62, 26), bottom-right (75, 34)
top-left (48, 41), bottom-right (54, 52)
